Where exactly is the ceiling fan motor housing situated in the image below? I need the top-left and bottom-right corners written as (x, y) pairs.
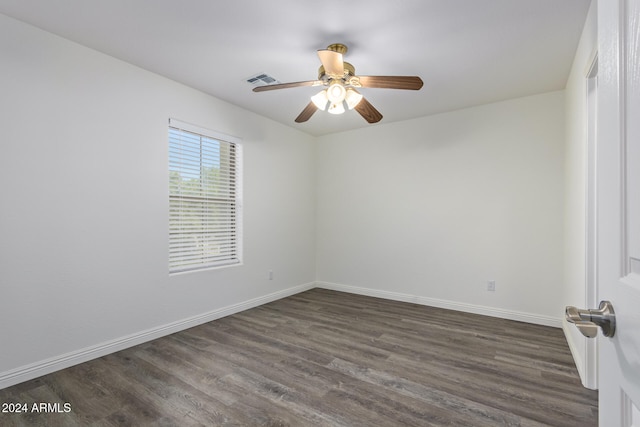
top-left (318, 62), bottom-right (356, 81)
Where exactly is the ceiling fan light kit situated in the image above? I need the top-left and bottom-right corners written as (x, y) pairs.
top-left (253, 43), bottom-right (423, 124)
top-left (311, 81), bottom-right (363, 114)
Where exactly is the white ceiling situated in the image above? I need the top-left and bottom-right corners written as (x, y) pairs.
top-left (0, 0), bottom-right (591, 136)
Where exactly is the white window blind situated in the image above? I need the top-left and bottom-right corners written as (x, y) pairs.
top-left (168, 119), bottom-right (242, 273)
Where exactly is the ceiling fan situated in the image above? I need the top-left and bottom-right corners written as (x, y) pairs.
top-left (253, 43), bottom-right (423, 124)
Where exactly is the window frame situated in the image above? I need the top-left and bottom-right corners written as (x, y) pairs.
top-left (168, 118), bottom-right (242, 274)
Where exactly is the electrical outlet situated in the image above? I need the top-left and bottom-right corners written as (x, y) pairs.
top-left (487, 280), bottom-right (496, 292)
top-left (268, 270), bottom-right (274, 280)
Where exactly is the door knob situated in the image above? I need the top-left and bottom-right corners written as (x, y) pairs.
top-left (565, 300), bottom-right (616, 338)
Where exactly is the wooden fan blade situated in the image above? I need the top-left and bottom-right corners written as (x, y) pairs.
top-left (295, 102), bottom-right (318, 123)
top-left (357, 76), bottom-right (424, 90)
top-left (317, 49), bottom-right (344, 77)
top-left (253, 80), bottom-right (322, 92)
top-left (354, 97), bottom-right (383, 123)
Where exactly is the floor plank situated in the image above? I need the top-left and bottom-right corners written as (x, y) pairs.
top-left (0, 289), bottom-right (598, 426)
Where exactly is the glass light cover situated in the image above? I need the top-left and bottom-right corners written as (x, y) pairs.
top-left (311, 90), bottom-right (329, 110)
top-left (327, 82), bottom-right (346, 103)
top-left (345, 88), bottom-right (363, 110)
top-left (328, 102), bottom-right (345, 115)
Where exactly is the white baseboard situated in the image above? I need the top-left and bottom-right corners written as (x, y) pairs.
top-left (315, 281), bottom-right (563, 328)
top-left (0, 282), bottom-right (316, 390)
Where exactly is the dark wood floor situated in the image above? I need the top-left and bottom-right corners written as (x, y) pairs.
top-left (0, 289), bottom-right (597, 426)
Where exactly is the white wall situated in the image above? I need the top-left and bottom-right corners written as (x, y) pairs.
top-left (562, 0), bottom-right (598, 388)
top-left (0, 14), bottom-right (316, 387)
top-left (316, 91), bottom-right (566, 324)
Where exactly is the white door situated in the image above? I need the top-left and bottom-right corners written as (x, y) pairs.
top-left (597, 0), bottom-right (640, 424)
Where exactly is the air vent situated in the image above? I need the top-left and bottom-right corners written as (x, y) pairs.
top-left (246, 73), bottom-right (280, 87)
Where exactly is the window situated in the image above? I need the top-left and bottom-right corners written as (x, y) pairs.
top-left (168, 119), bottom-right (242, 273)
